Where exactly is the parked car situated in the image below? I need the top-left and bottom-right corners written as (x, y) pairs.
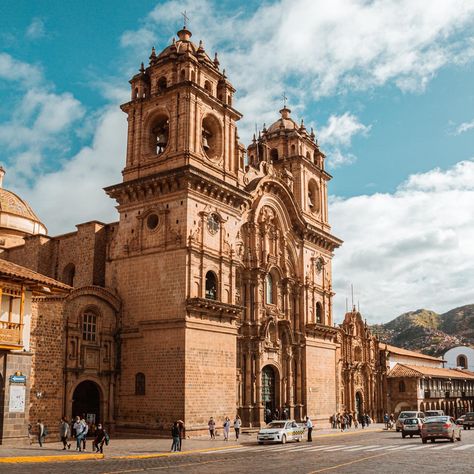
top-left (421, 416), bottom-right (462, 443)
top-left (425, 410), bottom-right (445, 417)
top-left (257, 420), bottom-right (305, 444)
top-left (402, 417), bottom-right (424, 438)
top-left (396, 411), bottom-right (425, 432)
top-left (463, 412), bottom-right (474, 430)
top-left (455, 415), bottom-right (466, 425)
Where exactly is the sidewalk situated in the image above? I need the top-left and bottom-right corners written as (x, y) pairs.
top-left (0, 424), bottom-right (385, 463)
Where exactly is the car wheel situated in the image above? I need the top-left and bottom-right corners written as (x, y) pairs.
top-left (464, 426), bottom-right (467, 430)
top-left (296, 438), bottom-right (301, 442)
top-left (402, 434), bottom-right (406, 438)
top-left (281, 435), bottom-right (286, 445)
top-left (422, 438), bottom-right (427, 444)
top-left (258, 442), bottom-right (263, 445)
top-left (396, 428), bottom-right (400, 432)
top-left (431, 439), bottom-right (435, 443)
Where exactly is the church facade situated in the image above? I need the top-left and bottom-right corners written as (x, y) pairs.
top-left (3, 25), bottom-right (347, 433)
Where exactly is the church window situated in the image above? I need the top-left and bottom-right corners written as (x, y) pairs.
top-left (291, 144), bottom-right (296, 155)
top-left (399, 381), bottom-right (406, 393)
top-left (157, 76), bottom-right (167, 92)
top-left (135, 373), bottom-right (146, 395)
top-left (202, 115), bottom-right (223, 160)
top-left (146, 213), bottom-right (159, 230)
top-left (457, 355), bottom-right (468, 369)
top-left (150, 115), bottom-right (169, 155)
top-left (63, 263), bottom-right (75, 286)
top-left (354, 346), bottom-right (362, 362)
top-left (270, 148), bottom-right (279, 161)
top-left (180, 69), bottom-right (186, 81)
top-left (227, 94), bottom-right (232, 106)
top-left (82, 311), bottom-right (97, 342)
top-left (133, 87), bottom-right (139, 99)
top-left (204, 80), bottom-right (212, 94)
top-left (205, 271), bottom-right (218, 300)
top-left (207, 213), bottom-right (219, 234)
top-left (265, 273), bottom-right (274, 305)
top-left (308, 180), bottom-right (319, 213)
top-left (316, 302), bottom-right (323, 323)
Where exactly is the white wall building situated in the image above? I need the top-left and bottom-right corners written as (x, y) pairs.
top-left (444, 346), bottom-right (474, 370)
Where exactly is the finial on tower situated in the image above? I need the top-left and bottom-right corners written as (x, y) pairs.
top-left (177, 11), bottom-right (192, 41)
top-left (0, 166), bottom-right (5, 188)
top-left (213, 52), bottom-right (220, 68)
top-left (139, 62), bottom-right (145, 73)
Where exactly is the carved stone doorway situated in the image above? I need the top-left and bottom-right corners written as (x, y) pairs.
top-left (72, 380), bottom-right (101, 425)
top-left (262, 365), bottom-right (277, 422)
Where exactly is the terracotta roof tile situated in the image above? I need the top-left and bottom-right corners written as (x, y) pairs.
top-left (388, 363), bottom-right (474, 380)
top-left (380, 343), bottom-right (444, 362)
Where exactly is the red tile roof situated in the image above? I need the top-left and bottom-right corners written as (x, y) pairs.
top-left (388, 363), bottom-right (474, 380)
top-left (380, 343), bottom-right (444, 362)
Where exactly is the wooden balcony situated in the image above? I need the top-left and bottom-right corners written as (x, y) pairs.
top-left (0, 321), bottom-right (22, 349)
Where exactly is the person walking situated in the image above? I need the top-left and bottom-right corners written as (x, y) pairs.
top-left (80, 418), bottom-right (89, 450)
top-left (177, 420), bottom-right (185, 451)
top-left (171, 421), bottom-right (180, 452)
top-left (73, 416), bottom-right (85, 451)
top-left (208, 417), bottom-right (216, 439)
top-left (233, 415), bottom-right (241, 440)
top-left (306, 416), bottom-right (313, 442)
top-left (37, 420), bottom-right (45, 447)
top-left (223, 416), bottom-right (231, 441)
top-left (359, 413), bottom-right (365, 429)
top-left (59, 417), bottom-right (71, 450)
top-left (93, 424), bottom-right (108, 453)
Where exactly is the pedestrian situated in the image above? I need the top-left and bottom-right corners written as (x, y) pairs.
top-left (274, 408), bottom-right (280, 420)
top-left (383, 412), bottom-right (389, 429)
top-left (359, 413), bottom-right (365, 429)
top-left (335, 413), bottom-right (340, 430)
top-left (73, 416), bottom-right (85, 451)
top-left (348, 413), bottom-right (352, 428)
top-left (364, 413), bottom-right (370, 427)
top-left (265, 408), bottom-right (272, 423)
top-left (233, 415), bottom-right (241, 440)
top-left (93, 424), bottom-right (108, 453)
top-left (80, 418), bottom-right (89, 450)
top-left (59, 416), bottom-right (71, 450)
top-left (223, 416), bottom-right (231, 441)
top-left (177, 420), bottom-right (185, 451)
top-left (283, 408), bottom-right (289, 420)
top-left (340, 414), bottom-right (345, 432)
top-left (353, 414), bottom-right (359, 429)
top-left (389, 413), bottom-right (395, 430)
top-left (208, 417), bottom-right (216, 439)
top-left (171, 421), bottom-right (180, 452)
top-left (37, 420), bottom-right (45, 447)
top-left (306, 416), bottom-right (313, 442)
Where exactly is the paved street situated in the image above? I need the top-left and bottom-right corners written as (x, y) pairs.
top-left (2, 427), bottom-right (474, 473)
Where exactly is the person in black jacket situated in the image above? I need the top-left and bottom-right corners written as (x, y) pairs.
top-left (171, 421), bottom-right (180, 452)
top-left (93, 424), bottom-right (107, 453)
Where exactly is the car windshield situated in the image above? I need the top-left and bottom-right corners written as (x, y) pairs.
top-left (404, 419), bottom-right (419, 424)
top-left (425, 416), bottom-right (449, 423)
top-left (399, 413), bottom-right (417, 419)
top-left (265, 422), bottom-right (286, 429)
top-left (425, 411), bottom-right (441, 417)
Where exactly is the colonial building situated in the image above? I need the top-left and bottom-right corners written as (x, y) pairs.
top-left (2, 24), bottom-right (343, 433)
top-left (444, 346), bottom-right (474, 370)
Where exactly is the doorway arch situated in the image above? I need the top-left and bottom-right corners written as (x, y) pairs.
top-left (262, 365), bottom-right (278, 422)
top-left (72, 380), bottom-right (101, 425)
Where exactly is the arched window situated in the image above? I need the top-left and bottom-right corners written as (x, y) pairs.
top-left (291, 144), bottom-right (296, 155)
top-left (135, 373), bottom-right (146, 395)
top-left (354, 346), bottom-right (362, 362)
top-left (62, 263), bottom-right (75, 286)
top-left (202, 115), bottom-right (223, 160)
top-left (180, 69), bottom-right (186, 81)
top-left (82, 311), bottom-right (97, 342)
top-left (205, 271), bottom-right (218, 300)
top-left (204, 80), bottom-right (212, 94)
top-left (308, 179), bottom-right (319, 213)
top-left (316, 302), bottom-right (323, 323)
top-left (157, 76), bottom-right (167, 92)
top-left (150, 115), bottom-right (169, 155)
top-left (457, 355), bottom-right (468, 369)
top-left (265, 273), bottom-right (274, 305)
top-left (399, 381), bottom-right (406, 393)
top-left (270, 148), bottom-right (279, 161)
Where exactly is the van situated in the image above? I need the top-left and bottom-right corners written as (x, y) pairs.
top-left (424, 410), bottom-right (444, 417)
top-left (396, 411), bottom-right (425, 432)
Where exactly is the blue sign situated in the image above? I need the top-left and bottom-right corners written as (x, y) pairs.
top-left (9, 374), bottom-right (26, 384)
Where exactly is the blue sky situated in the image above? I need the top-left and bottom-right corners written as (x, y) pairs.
top-left (1, 0), bottom-right (474, 322)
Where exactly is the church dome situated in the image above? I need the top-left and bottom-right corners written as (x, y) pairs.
top-left (267, 107), bottom-right (299, 133)
top-left (0, 167), bottom-right (47, 249)
top-left (155, 27), bottom-right (215, 68)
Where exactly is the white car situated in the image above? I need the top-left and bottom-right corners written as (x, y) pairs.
top-left (257, 420), bottom-right (305, 444)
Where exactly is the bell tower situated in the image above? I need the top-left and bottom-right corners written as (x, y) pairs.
top-left (247, 106), bottom-right (331, 232)
top-left (120, 26), bottom-right (244, 186)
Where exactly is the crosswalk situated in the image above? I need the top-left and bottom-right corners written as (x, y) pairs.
top-left (198, 441), bottom-right (474, 456)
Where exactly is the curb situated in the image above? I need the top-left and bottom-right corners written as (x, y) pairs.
top-left (114, 444), bottom-right (242, 460)
top-left (0, 453), bottom-right (104, 464)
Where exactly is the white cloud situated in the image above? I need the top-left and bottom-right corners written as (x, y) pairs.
top-left (119, 0), bottom-right (474, 137)
top-left (331, 160), bottom-right (474, 324)
top-left (0, 53), bottom-right (43, 86)
top-left (26, 18), bottom-right (46, 40)
top-left (454, 120), bottom-right (474, 135)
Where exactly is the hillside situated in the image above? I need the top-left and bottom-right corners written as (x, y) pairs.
top-left (372, 305), bottom-right (474, 356)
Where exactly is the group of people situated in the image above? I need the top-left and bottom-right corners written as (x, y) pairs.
top-left (265, 407), bottom-right (290, 423)
top-left (35, 416), bottom-right (109, 453)
top-left (330, 412), bottom-right (372, 431)
top-left (207, 415), bottom-right (242, 441)
top-left (170, 420), bottom-right (186, 452)
top-left (383, 413), bottom-right (396, 430)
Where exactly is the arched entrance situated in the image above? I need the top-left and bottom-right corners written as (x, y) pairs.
top-left (262, 365), bottom-right (277, 422)
top-left (72, 381), bottom-right (101, 425)
top-left (355, 392), bottom-right (363, 419)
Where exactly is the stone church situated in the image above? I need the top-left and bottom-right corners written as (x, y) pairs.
top-left (2, 25), bottom-right (346, 433)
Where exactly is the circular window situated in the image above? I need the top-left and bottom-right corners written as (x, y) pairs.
top-left (207, 213), bottom-right (219, 234)
top-left (146, 213), bottom-right (159, 230)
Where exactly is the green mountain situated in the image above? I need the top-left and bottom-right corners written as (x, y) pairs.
top-left (371, 305), bottom-right (474, 356)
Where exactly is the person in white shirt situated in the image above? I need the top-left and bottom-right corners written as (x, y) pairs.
top-left (233, 415), bottom-right (242, 440)
top-left (306, 416), bottom-right (313, 442)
